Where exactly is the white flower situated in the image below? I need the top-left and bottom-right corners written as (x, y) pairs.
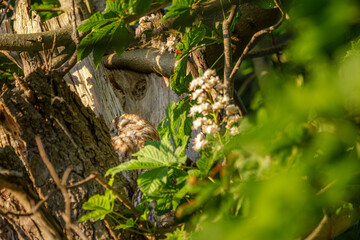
top-left (201, 82), bottom-right (212, 91)
top-left (159, 44), bottom-right (166, 54)
top-left (189, 105), bottom-right (201, 116)
top-left (193, 133), bottom-right (208, 151)
top-left (212, 102), bottom-right (224, 111)
top-left (191, 89), bottom-right (204, 100)
top-left (200, 102), bottom-right (211, 112)
top-left (208, 76), bottom-right (220, 86)
top-left (189, 77), bottom-right (204, 91)
top-left (225, 104), bottom-right (238, 115)
top-left (217, 95), bottom-right (230, 104)
top-left (196, 93), bottom-right (207, 104)
top-left (203, 69), bottom-right (216, 79)
top-left (135, 26), bottom-right (144, 38)
top-left (205, 119), bottom-right (215, 125)
top-left (226, 114), bottom-right (241, 128)
top-left (192, 117), bottom-right (206, 129)
top-left (203, 124), bottom-right (220, 134)
top-left (228, 114), bottom-right (241, 123)
top-left (166, 35), bottom-right (176, 49)
top-left (230, 127), bottom-right (239, 136)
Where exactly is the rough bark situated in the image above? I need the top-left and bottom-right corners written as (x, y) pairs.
top-left (0, 69), bottom-right (119, 239)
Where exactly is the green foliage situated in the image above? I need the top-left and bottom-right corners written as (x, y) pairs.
top-left (31, 0), bottom-right (61, 21)
top-left (77, 16), bottom-right (130, 67)
top-left (78, 0), bottom-right (360, 239)
top-left (77, 0), bottom-right (155, 67)
top-left (78, 178), bottom-right (116, 222)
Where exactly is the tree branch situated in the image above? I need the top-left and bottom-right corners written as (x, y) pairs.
top-left (228, 0), bottom-right (287, 82)
top-left (0, 1), bottom-right (171, 51)
top-left (222, 5), bottom-right (237, 92)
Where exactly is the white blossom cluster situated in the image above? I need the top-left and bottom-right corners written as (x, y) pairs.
top-left (135, 13), bottom-right (178, 54)
top-left (189, 69), bottom-right (241, 151)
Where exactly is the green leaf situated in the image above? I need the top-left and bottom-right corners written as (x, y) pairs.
top-left (106, 139), bottom-right (180, 177)
top-left (172, 185), bottom-right (188, 209)
top-left (181, 24), bottom-right (206, 52)
top-left (196, 149), bottom-right (222, 176)
top-left (171, 57), bottom-right (192, 94)
top-left (114, 218), bottom-right (135, 230)
top-left (78, 194), bottom-right (113, 222)
top-left (163, 0), bottom-right (194, 20)
top-left (128, 0), bottom-right (152, 14)
top-left (106, 160), bottom-right (166, 177)
top-left (77, 19), bottom-right (117, 62)
top-left (156, 197), bottom-right (173, 215)
top-left (133, 142), bottom-right (178, 164)
top-left (77, 12), bottom-right (107, 32)
top-left (105, 0), bottom-right (124, 14)
top-left (109, 20), bottom-right (130, 56)
top-left (138, 167), bottom-right (169, 194)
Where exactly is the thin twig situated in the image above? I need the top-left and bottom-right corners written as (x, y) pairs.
top-left (228, 0), bottom-right (286, 82)
top-left (0, 0), bottom-right (10, 26)
top-left (245, 43), bottom-right (287, 59)
top-left (35, 136), bottom-right (72, 239)
top-left (0, 167), bottom-right (23, 178)
top-left (35, 8), bottom-right (64, 12)
top-left (222, 5), bottom-right (238, 94)
top-left (57, 0), bottom-right (79, 76)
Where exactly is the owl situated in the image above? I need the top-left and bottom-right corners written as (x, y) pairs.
top-left (109, 113), bottom-right (160, 205)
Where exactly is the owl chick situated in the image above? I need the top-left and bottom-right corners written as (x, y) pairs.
top-left (109, 113), bottom-right (160, 204)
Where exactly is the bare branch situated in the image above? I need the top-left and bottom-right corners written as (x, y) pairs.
top-left (57, 0), bottom-right (80, 76)
top-left (0, 1), bottom-right (171, 51)
top-left (222, 5), bottom-right (237, 90)
top-left (0, 0), bottom-right (10, 26)
top-left (228, 0), bottom-right (287, 82)
top-left (35, 136), bottom-right (72, 239)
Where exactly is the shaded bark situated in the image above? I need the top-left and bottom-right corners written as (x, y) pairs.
top-left (0, 70), bottom-right (119, 239)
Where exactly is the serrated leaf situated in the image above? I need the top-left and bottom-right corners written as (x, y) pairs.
top-left (196, 151), bottom-right (219, 176)
top-left (138, 167), bottom-right (169, 194)
top-left (109, 21), bottom-right (130, 56)
top-left (133, 144), bottom-right (178, 164)
top-left (78, 194), bottom-right (113, 222)
top-left (172, 185), bottom-right (188, 209)
top-left (163, 0), bottom-right (193, 20)
top-left (171, 57), bottom-right (192, 94)
top-left (156, 197), bottom-right (173, 215)
top-left (106, 160), bottom-right (166, 177)
top-left (114, 218), bottom-right (135, 230)
top-left (181, 24), bottom-right (206, 51)
top-left (129, 0), bottom-right (152, 14)
top-left (105, 0), bottom-right (124, 14)
top-left (77, 13), bottom-right (118, 32)
top-left (77, 20), bottom-right (118, 62)
top-left (92, 21), bottom-right (119, 67)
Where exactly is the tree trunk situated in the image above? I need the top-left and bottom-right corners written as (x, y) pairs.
top-left (0, 69), bottom-right (119, 239)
